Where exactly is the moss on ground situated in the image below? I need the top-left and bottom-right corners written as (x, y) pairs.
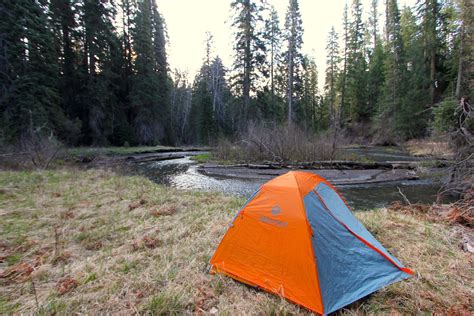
top-left (190, 153), bottom-right (212, 163)
top-left (190, 153), bottom-right (235, 165)
top-left (0, 169), bottom-right (471, 314)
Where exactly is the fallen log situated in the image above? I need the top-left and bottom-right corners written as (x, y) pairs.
top-left (201, 158), bottom-right (453, 170)
top-left (126, 155), bottom-right (185, 163)
top-left (304, 160), bottom-right (397, 169)
top-left (203, 161), bottom-right (423, 170)
top-left (122, 147), bottom-right (209, 155)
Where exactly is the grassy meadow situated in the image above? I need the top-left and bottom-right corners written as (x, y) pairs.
top-left (0, 169), bottom-right (472, 314)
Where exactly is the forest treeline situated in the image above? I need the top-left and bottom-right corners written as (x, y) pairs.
top-left (0, 0), bottom-right (472, 146)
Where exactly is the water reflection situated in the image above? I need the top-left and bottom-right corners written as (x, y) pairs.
top-left (129, 156), bottom-right (449, 210)
top-left (342, 146), bottom-right (423, 162)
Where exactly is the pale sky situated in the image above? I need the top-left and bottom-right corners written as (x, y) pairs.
top-left (158, 0), bottom-right (416, 88)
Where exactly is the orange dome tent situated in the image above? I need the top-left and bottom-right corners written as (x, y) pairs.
top-left (210, 171), bottom-right (413, 314)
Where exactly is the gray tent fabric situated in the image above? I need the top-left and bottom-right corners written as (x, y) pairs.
top-left (304, 190), bottom-right (410, 313)
top-left (316, 182), bottom-right (404, 266)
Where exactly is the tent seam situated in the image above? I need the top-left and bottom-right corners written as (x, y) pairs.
top-left (314, 189), bottom-right (413, 275)
top-left (293, 173), bottom-right (325, 314)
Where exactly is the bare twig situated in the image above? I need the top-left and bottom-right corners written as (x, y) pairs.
top-left (453, 152), bottom-right (473, 165)
top-left (54, 226), bottom-right (60, 258)
top-left (0, 151), bottom-right (30, 157)
top-left (31, 277), bottom-right (39, 309)
top-left (397, 187), bottom-right (411, 205)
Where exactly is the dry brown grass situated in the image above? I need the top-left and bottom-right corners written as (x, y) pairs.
top-left (0, 169), bottom-right (472, 314)
top-left (215, 122), bottom-right (337, 163)
top-left (388, 197), bottom-right (474, 228)
top-left (406, 138), bottom-right (454, 160)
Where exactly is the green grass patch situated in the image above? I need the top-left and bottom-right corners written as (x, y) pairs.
top-left (146, 293), bottom-right (185, 314)
top-left (83, 272), bottom-right (97, 284)
top-left (190, 153), bottom-right (212, 163)
top-left (418, 159), bottom-right (450, 168)
top-left (38, 299), bottom-right (68, 315)
top-left (5, 253), bottom-right (22, 266)
top-left (0, 297), bottom-right (20, 314)
top-left (190, 152), bottom-right (235, 165)
top-left (117, 259), bottom-right (140, 274)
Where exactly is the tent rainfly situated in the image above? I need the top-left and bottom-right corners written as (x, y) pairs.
top-left (210, 171), bottom-right (413, 314)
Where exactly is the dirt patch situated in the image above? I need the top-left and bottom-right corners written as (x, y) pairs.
top-left (128, 199), bottom-right (147, 211)
top-left (56, 277), bottom-right (78, 295)
top-left (132, 236), bottom-right (162, 251)
top-left (200, 165), bottom-right (420, 185)
top-left (0, 262), bottom-right (34, 282)
top-left (150, 204), bottom-right (178, 216)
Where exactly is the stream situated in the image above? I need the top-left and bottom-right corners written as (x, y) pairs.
top-left (126, 147), bottom-right (452, 210)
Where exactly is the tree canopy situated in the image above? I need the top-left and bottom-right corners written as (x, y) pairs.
top-left (0, 0), bottom-right (471, 146)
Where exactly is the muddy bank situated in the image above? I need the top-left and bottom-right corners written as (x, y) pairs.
top-left (198, 164), bottom-right (448, 185)
top-left (76, 150), bottom-right (205, 166)
top-left (76, 145), bottom-right (450, 187)
top-left (125, 156), bottom-right (454, 208)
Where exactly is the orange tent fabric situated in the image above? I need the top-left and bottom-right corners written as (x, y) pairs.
top-left (210, 171), bottom-right (412, 314)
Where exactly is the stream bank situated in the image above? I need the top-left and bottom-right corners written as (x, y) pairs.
top-left (126, 159), bottom-right (453, 210)
top-left (72, 145), bottom-right (453, 210)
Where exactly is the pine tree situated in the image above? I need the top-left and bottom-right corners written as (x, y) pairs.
top-left (455, 0), bottom-right (473, 99)
top-left (170, 69), bottom-right (192, 144)
top-left (195, 34), bottom-right (231, 135)
top-left (190, 73), bottom-right (218, 145)
top-left (346, 0), bottom-right (369, 122)
top-left (366, 0), bottom-right (385, 120)
top-left (367, 42), bottom-right (386, 118)
top-left (130, 0), bottom-right (161, 144)
top-left (151, 1), bottom-right (173, 144)
top-left (400, 6), bottom-right (430, 137)
top-left (77, 0), bottom-right (122, 144)
top-left (339, 3), bottom-right (350, 127)
top-left (284, 0), bottom-right (304, 123)
top-left (325, 27), bottom-right (341, 132)
top-left (119, 0), bottom-right (136, 80)
top-left (379, 0), bottom-right (407, 140)
top-left (368, 0), bottom-right (379, 47)
top-left (301, 55), bottom-right (324, 130)
top-left (0, 0), bottom-right (77, 143)
top-left (417, 0), bottom-right (443, 106)
top-left (114, 0), bottom-right (138, 146)
top-left (209, 56), bottom-right (232, 131)
top-left (261, 5), bottom-right (283, 119)
top-left (203, 32), bottom-right (214, 78)
top-left (49, 0), bottom-right (79, 125)
top-left (230, 0), bottom-right (265, 120)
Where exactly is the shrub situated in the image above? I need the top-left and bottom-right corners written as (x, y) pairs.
top-left (214, 122), bottom-right (338, 163)
top-left (0, 133), bottom-right (63, 169)
top-left (433, 98), bottom-right (458, 132)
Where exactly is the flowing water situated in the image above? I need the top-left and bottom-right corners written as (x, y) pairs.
top-left (128, 147), bottom-right (451, 210)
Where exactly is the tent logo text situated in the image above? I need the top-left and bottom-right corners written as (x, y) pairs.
top-left (272, 205), bottom-right (281, 215)
top-left (259, 216), bottom-right (288, 227)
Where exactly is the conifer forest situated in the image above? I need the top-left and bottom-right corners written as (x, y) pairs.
top-left (0, 0), bottom-right (472, 147)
